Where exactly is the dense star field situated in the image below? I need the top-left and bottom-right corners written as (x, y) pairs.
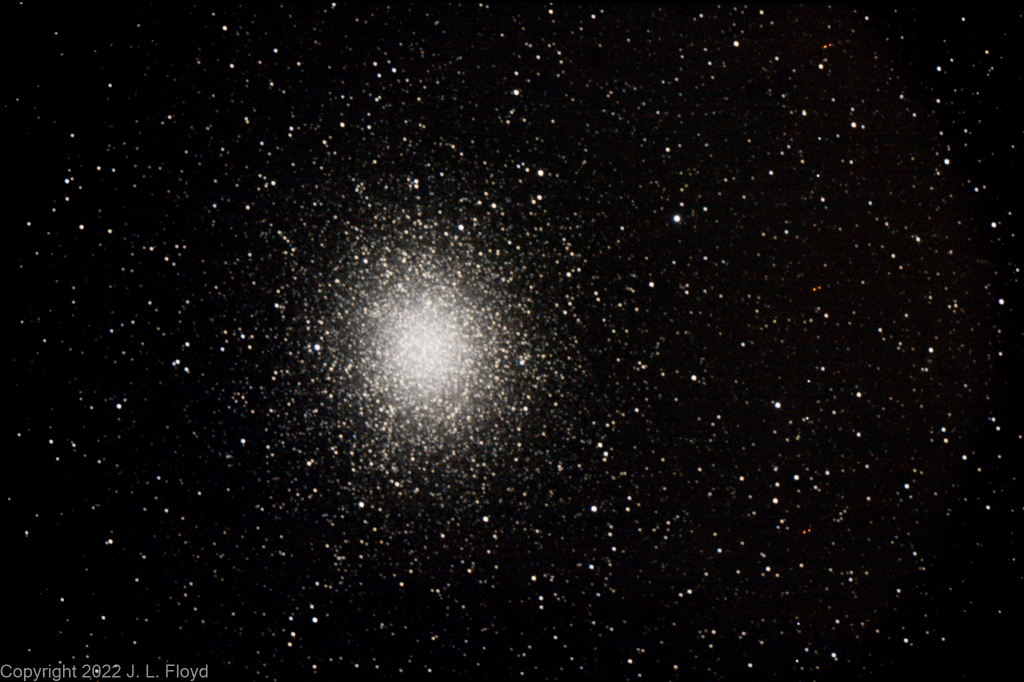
top-left (12, 5), bottom-right (1018, 680)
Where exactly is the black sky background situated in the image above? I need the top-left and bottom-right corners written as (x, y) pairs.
top-left (10, 5), bottom-right (1019, 680)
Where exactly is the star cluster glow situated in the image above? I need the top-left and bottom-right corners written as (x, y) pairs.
top-left (292, 205), bottom-right (577, 501)
top-left (387, 296), bottom-right (470, 399)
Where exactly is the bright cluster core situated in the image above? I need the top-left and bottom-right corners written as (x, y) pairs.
top-left (385, 296), bottom-right (473, 401)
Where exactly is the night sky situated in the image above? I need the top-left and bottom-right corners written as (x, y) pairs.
top-left (11, 5), bottom-right (1019, 680)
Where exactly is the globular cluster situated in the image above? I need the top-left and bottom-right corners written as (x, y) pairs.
top-left (12, 5), bottom-right (1017, 681)
top-left (291, 202), bottom-right (576, 503)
